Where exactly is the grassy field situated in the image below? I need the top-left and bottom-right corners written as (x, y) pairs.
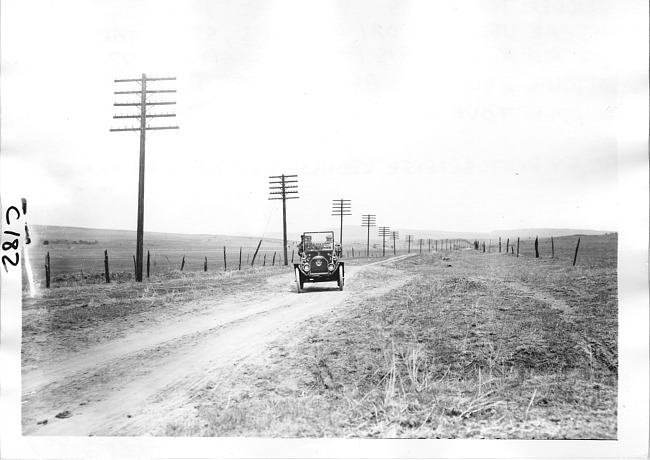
top-left (166, 233), bottom-right (617, 438)
top-left (22, 225), bottom-right (435, 286)
top-left (24, 225), bottom-right (601, 288)
top-left (21, 228), bottom-right (617, 438)
top-left (23, 225), bottom-right (290, 286)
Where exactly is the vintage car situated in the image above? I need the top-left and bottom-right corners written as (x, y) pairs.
top-left (294, 231), bottom-right (344, 293)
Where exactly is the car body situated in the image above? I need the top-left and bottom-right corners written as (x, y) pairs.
top-left (293, 231), bottom-right (344, 293)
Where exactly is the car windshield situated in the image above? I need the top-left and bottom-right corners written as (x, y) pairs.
top-left (303, 232), bottom-right (334, 251)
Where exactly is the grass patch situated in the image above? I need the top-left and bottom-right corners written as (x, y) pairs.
top-left (181, 247), bottom-right (616, 438)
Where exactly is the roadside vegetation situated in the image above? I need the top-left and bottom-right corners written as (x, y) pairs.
top-left (173, 235), bottom-right (617, 438)
top-left (22, 232), bottom-right (617, 438)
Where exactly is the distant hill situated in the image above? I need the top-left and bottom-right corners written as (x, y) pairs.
top-left (29, 224), bottom-right (613, 248)
top-left (265, 226), bottom-right (614, 244)
top-left (29, 225), bottom-right (284, 249)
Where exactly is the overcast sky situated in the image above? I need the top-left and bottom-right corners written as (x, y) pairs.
top-left (1, 0), bottom-right (646, 237)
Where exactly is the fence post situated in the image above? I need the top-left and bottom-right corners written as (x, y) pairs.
top-left (146, 250), bottom-right (150, 278)
top-left (104, 250), bottom-right (110, 283)
top-left (551, 237), bottom-right (555, 259)
top-left (239, 247), bottom-right (242, 270)
top-left (251, 240), bottom-right (262, 267)
top-left (223, 246), bottom-right (227, 271)
top-left (573, 237), bottom-right (581, 266)
top-left (263, 254), bottom-right (266, 267)
top-left (291, 249), bottom-right (295, 263)
top-left (534, 236), bottom-right (539, 258)
top-left (45, 252), bottom-right (51, 288)
top-left (204, 256), bottom-right (208, 272)
top-left (516, 238), bottom-right (520, 257)
top-left (272, 252), bottom-right (276, 266)
top-left (133, 255), bottom-right (136, 274)
top-left (180, 256), bottom-right (185, 271)
top-left (506, 238), bottom-right (509, 254)
top-left (499, 237), bottom-right (501, 253)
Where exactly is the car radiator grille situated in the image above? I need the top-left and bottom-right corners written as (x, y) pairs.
top-left (310, 257), bottom-right (329, 274)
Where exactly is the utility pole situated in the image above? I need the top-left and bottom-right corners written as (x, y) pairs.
top-left (406, 234), bottom-right (413, 253)
top-left (111, 74), bottom-right (178, 282)
top-left (361, 214), bottom-right (376, 257)
top-left (391, 231), bottom-right (399, 255)
top-left (331, 199), bottom-right (351, 248)
top-left (378, 227), bottom-right (390, 257)
top-left (269, 174), bottom-right (298, 265)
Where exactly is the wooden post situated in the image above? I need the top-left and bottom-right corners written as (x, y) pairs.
top-left (45, 252), bottom-right (51, 288)
top-left (573, 237), bottom-right (581, 266)
top-left (499, 237), bottom-right (501, 253)
top-left (133, 255), bottom-right (136, 273)
top-left (516, 238), bottom-right (520, 257)
top-left (251, 239), bottom-right (262, 266)
top-left (223, 246), bottom-right (227, 271)
top-left (551, 237), bottom-right (556, 258)
top-left (147, 250), bottom-right (150, 278)
top-left (204, 256), bottom-right (208, 272)
top-left (239, 247), bottom-right (242, 270)
top-left (506, 238), bottom-right (509, 254)
top-left (263, 254), bottom-right (266, 267)
top-left (272, 252), bottom-right (276, 266)
top-left (534, 236), bottom-right (539, 258)
top-left (180, 256), bottom-right (185, 271)
top-left (104, 250), bottom-right (110, 283)
top-left (291, 249), bottom-right (295, 263)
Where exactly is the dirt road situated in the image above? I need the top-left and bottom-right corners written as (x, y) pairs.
top-left (22, 255), bottom-right (414, 436)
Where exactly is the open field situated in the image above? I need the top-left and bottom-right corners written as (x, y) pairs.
top-left (21, 232), bottom-right (617, 438)
top-left (23, 225), bottom-right (604, 286)
top-left (23, 225), bottom-right (433, 284)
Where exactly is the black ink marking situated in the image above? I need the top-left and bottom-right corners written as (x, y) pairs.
top-left (5, 206), bottom-right (20, 225)
top-left (2, 253), bottom-right (19, 271)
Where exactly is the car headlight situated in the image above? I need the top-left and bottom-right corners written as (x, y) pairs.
top-left (303, 264), bottom-right (310, 272)
top-left (328, 263), bottom-right (335, 272)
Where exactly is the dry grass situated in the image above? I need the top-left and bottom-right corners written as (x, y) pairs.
top-left (176, 235), bottom-right (617, 438)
